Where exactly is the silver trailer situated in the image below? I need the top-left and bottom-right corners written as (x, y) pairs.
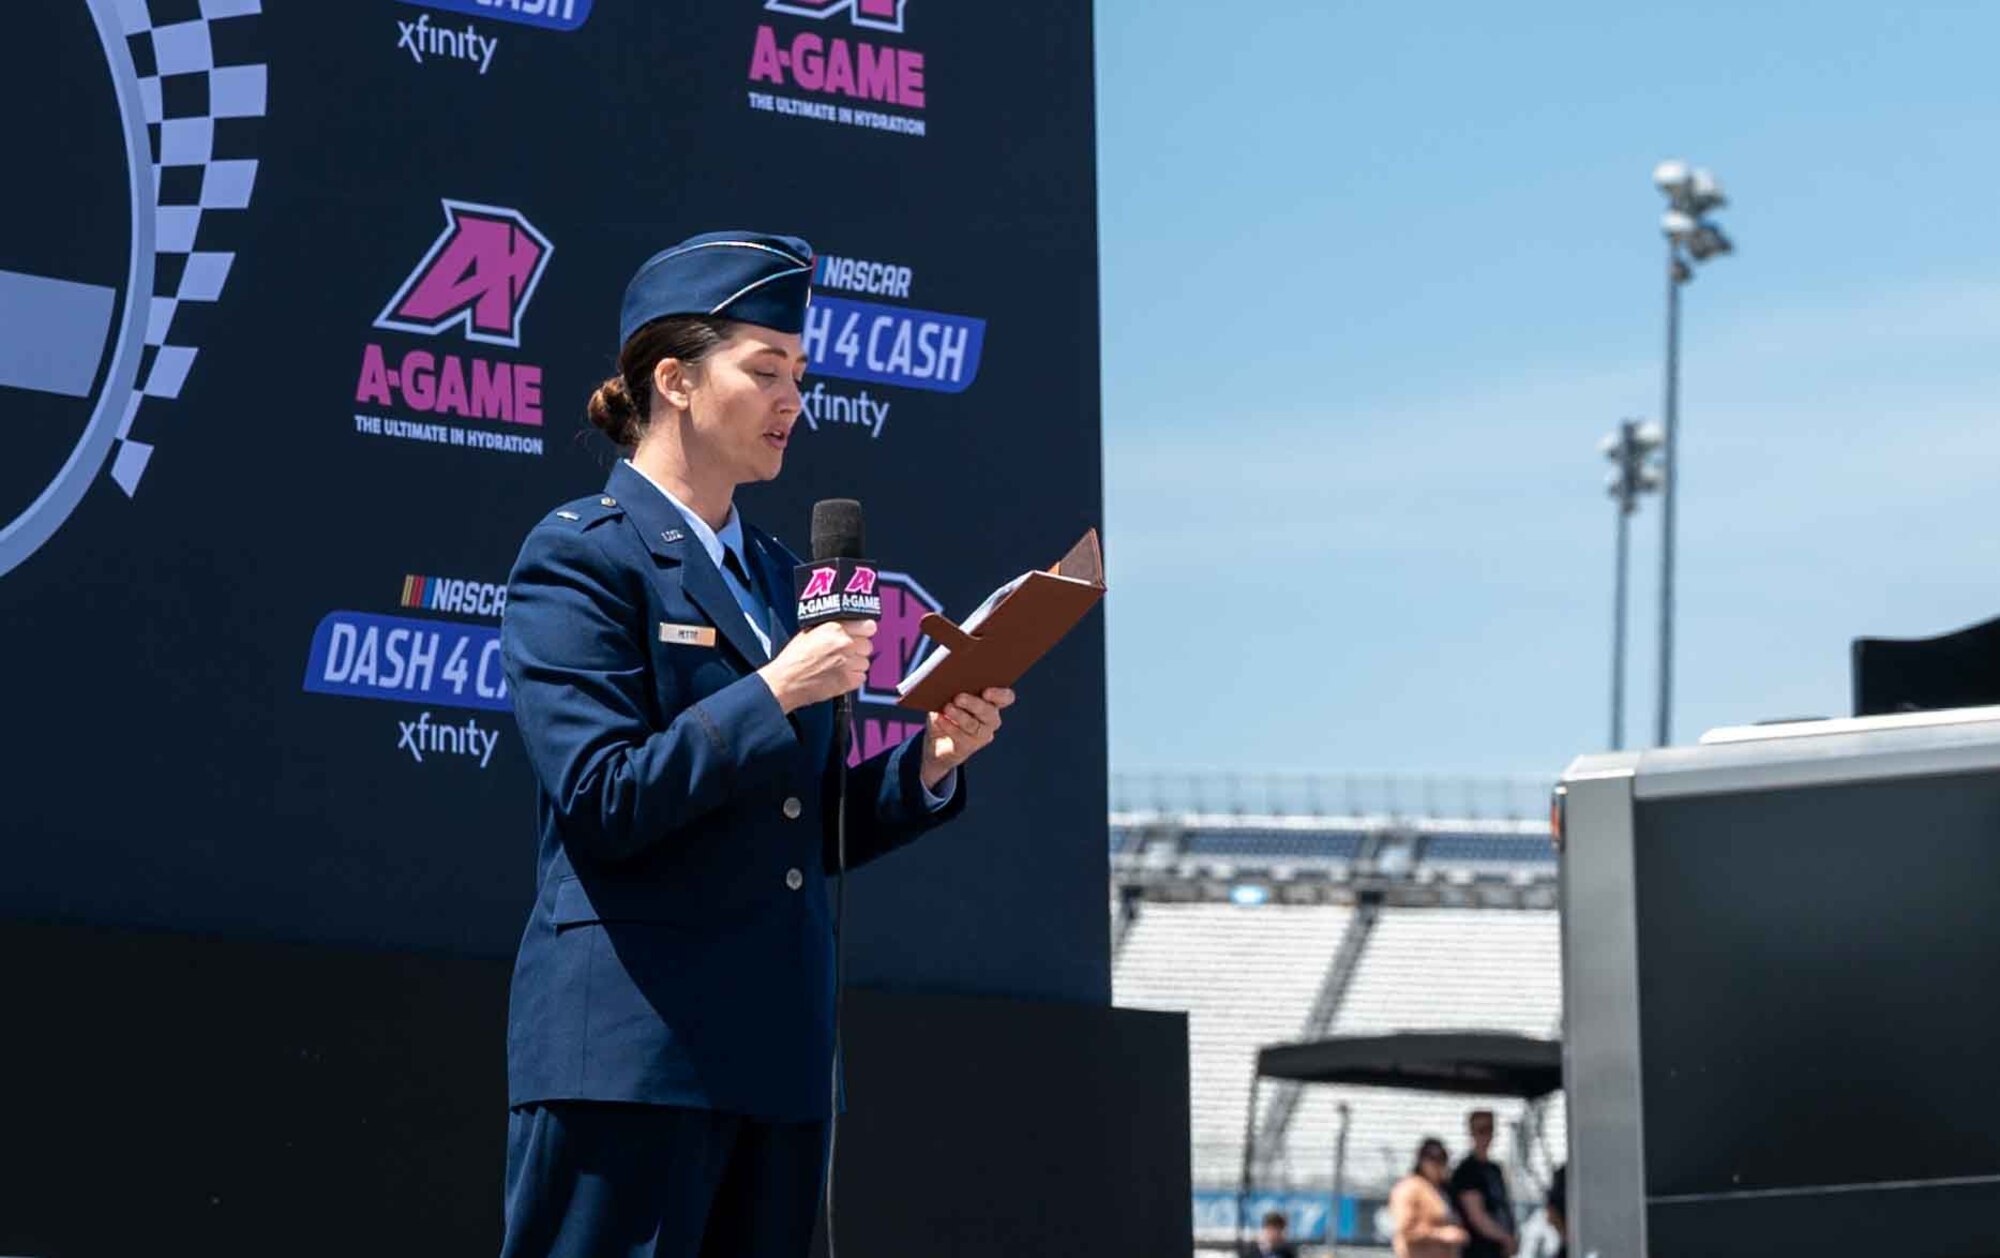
top-left (1559, 707), bottom-right (2000, 1258)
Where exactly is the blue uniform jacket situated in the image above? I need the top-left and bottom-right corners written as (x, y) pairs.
top-left (499, 461), bottom-right (965, 1121)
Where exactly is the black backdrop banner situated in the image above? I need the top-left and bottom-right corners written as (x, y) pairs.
top-left (4, 0), bottom-right (1106, 1004)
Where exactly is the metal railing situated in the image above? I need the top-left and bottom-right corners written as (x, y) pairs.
top-left (1111, 771), bottom-right (1557, 825)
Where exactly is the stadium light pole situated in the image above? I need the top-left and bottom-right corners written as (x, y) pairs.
top-left (1601, 419), bottom-right (1664, 750)
top-left (1651, 159), bottom-right (1732, 747)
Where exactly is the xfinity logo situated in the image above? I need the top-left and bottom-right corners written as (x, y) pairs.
top-left (801, 382), bottom-right (890, 438)
top-left (397, 711), bottom-right (501, 767)
top-left (396, 12), bottom-right (499, 75)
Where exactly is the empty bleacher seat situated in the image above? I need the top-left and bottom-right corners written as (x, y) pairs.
top-left (1113, 901), bottom-right (1352, 1186)
top-left (1181, 827), bottom-right (1367, 861)
top-left (1423, 833), bottom-right (1557, 866)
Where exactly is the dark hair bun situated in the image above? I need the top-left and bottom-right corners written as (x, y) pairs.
top-left (586, 374), bottom-right (642, 448)
top-left (587, 315), bottom-right (730, 451)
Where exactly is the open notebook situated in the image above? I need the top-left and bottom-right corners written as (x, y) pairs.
top-left (895, 529), bottom-right (1106, 712)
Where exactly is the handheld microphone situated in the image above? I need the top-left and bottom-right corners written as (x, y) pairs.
top-left (797, 498), bottom-right (881, 631)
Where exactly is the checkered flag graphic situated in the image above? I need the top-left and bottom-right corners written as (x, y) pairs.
top-left (109, 0), bottom-right (266, 495)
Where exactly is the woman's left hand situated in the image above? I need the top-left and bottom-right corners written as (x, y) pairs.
top-left (920, 688), bottom-right (1016, 789)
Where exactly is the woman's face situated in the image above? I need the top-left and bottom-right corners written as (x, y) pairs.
top-left (673, 325), bottom-right (808, 486)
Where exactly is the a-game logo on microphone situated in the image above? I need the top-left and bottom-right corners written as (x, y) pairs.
top-left (795, 559), bottom-right (883, 627)
top-left (352, 199), bottom-right (552, 459)
top-left (745, 0), bottom-right (928, 138)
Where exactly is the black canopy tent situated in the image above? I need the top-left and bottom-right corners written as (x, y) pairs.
top-left (1234, 1031), bottom-right (1561, 1251)
top-left (1257, 1030), bottom-right (1562, 1099)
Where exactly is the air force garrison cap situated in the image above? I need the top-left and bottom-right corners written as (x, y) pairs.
top-left (618, 230), bottom-right (816, 345)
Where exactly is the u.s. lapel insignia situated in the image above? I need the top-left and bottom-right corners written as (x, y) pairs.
top-left (659, 622), bottom-right (717, 648)
top-left (661, 529), bottom-right (685, 544)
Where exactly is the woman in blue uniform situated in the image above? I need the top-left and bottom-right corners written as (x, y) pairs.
top-left (497, 230), bottom-right (1014, 1258)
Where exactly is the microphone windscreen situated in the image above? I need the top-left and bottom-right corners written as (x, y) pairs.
top-left (811, 498), bottom-right (866, 562)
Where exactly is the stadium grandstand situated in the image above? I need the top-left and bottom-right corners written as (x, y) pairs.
top-left (1110, 773), bottom-right (1565, 1253)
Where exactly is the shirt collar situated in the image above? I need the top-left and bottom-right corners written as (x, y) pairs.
top-left (621, 459), bottom-right (746, 574)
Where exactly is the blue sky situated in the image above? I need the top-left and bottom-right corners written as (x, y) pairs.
top-left (1095, 2), bottom-right (2000, 780)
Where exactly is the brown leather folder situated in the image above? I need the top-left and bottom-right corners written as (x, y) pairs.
top-left (896, 529), bottom-right (1106, 712)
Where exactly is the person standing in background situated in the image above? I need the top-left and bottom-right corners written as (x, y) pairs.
top-left (1451, 1109), bottom-right (1518, 1258)
top-left (1390, 1138), bottom-right (1469, 1258)
top-left (1241, 1209), bottom-right (1299, 1258)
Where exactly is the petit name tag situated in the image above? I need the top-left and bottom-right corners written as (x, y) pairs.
top-left (659, 622), bottom-right (717, 647)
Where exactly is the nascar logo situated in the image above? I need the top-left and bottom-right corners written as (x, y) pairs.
top-left (401, 573), bottom-right (507, 618)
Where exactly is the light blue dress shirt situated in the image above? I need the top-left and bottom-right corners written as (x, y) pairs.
top-left (623, 461), bottom-right (956, 806)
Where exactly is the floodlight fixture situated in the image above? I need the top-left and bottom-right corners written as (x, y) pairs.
top-left (1649, 159), bottom-right (1734, 748)
top-left (1687, 168), bottom-right (1727, 212)
top-left (1686, 223), bottom-right (1733, 261)
top-left (1602, 417), bottom-right (1664, 752)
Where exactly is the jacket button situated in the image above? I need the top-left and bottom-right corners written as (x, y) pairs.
top-left (785, 867), bottom-right (804, 891)
top-left (782, 796), bottom-right (802, 820)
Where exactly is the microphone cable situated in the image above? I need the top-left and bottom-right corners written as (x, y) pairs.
top-left (825, 691), bottom-right (851, 1258)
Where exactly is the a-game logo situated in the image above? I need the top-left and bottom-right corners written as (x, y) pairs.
top-left (374, 201), bottom-right (551, 348)
top-left (746, 0), bottom-right (928, 138)
top-left (352, 200), bottom-right (552, 459)
top-left (846, 569), bottom-right (942, 764)
top-left (766, 0), bottom-right (906, 32)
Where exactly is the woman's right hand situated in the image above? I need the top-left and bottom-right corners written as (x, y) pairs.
top-left (757, 620), bottom-right (876, 713)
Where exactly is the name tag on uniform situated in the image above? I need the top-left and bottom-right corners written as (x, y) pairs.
top-left (659, 622), bottom-right (717, 648)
